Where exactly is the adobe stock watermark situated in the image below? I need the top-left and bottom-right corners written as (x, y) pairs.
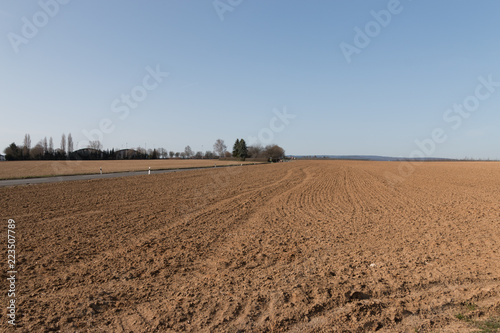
top-left (213, 0), bottom-right (243, 21)
top-left (7, 0), bottom-right (71, 54)
top-left (77, 64), bottom-right (169, 149)
top-left (247, 107), bottom-right (296, 146)
top-left (385, 74), bottom-right (500, 185)
top-left (340, 0), bottom-right (410, 64)
top-left (6, 219), bottom-right (17, 326)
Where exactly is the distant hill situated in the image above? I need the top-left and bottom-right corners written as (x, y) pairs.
top-left (289, 155), bottom-right (456, 162)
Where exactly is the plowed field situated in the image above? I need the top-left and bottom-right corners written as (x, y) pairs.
top-left (1, 161), bottom-right (499, 332)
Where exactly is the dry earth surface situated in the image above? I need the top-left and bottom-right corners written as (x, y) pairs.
top-left (0, 160), bottom-right (259, 180)
top-left (1, 160), bottom-right (500, 332)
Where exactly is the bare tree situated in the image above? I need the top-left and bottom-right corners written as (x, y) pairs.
top-left (169, 151), bottom-right (175, 158)
top-left (67, 133), bottom-right (74, 153)
top-left (184, 145), bottom-right (193, 158)
top-left (194, 151), bottom-right (203, 159)
top-left (157, 148), bottom-right (167, 159)
top-left (49, 137), bottom-right (54, 154)
top-left (30, 141), bottom-right (44, 159)
top-left (43, 137), bottom-right (48, 154)
top-left (175, 152), bottom-right (180, 158)
top-left (204, 151), bottom-right (215, 159)
top-left (88, 140), bottom-right (102, 150)
top-left (23, 134), bottom-right (31, 150)
top-left (248, 145), bottom-right (264, 158)
top-left (213, 139), bottom-right (227, 157)
top-left (265, 144), bottom-right (285, 161)
top-left (60, 133), bottom-right (66, 153)
top-left (23, 133), bottom-right (31, 158)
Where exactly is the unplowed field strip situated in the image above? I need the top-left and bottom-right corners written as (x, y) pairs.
top-left (1, 160), bottom-right (499, 332)
top-left (0, 160), bottom-right (262, 180)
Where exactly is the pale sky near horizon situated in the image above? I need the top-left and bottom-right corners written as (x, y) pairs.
top-left (1, 1), bottom-right (500, 159)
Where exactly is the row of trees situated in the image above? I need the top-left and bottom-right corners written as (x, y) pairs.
top-left (231, 138), bottom-right (285, 161)
top-left (3, 135), bottom-right (285, 161)
top-left (4, 133), bottom-right (74, 160)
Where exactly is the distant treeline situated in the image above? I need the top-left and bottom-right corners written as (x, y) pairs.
top-left (2, 135), bottom-right (286, 162)
top-left (292, 155), bottom-right (498, 162)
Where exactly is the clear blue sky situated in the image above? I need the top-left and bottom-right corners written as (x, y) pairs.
top-left (1, 0), bottom-right (500, 158)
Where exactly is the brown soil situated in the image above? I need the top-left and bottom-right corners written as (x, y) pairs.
top-left (1, 160), bottom-right (499, 332)
top-left (0, 160), bottom-right (260, 180)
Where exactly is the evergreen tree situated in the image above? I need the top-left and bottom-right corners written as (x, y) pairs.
top-left (4, 143), bottom-right (21, 160)
top-left (232, 138), bottom-right (248, 160)
top-left (151, 149), bottom-right (158, 159)
top-left (232, 139), bottom-right (240, 158)
top-left (239, 139), bottom-right (248, 159)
